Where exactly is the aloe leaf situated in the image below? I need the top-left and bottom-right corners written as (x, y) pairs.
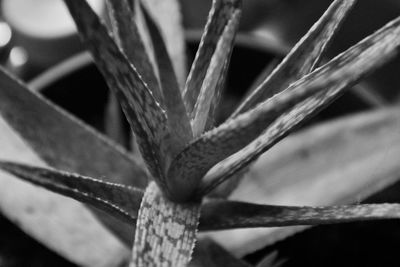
top-left (104, 93), bottom-right (130, 147)
top-left (0, 161), bottom-right (144, 223)
top-left (190, 238), bottom-right (251, 267)
top-left (191, 10), bottom-right (241, 136)
top-left (142, 0), bottom-right (187, 87)
top-left (142, 6), bottom-right (193, 155)
top-left (200, 201), bottom-right (400, 230)
top-left (64, 0), bottom-right (171, 184)
top-left (183, 0), bottom-right (242, 115)
top-left (0, 158), bottom-right (142, 246)
top-left (0, 119), bottom-right (129, 266)
top-left (105, 0), bottom-right (163, 103)
top-left (233, 0), bottom-right (357, 116)
top-left (131, 182), bottom-right (201, 267)
top-left (168, 66), bottom-right (336, 197)
top-left (0, 69), bottom-right (148, 187)
top-left (200, 15), bottom-right (400, 194)
top-left (209, 107), bottom-right (400, 256)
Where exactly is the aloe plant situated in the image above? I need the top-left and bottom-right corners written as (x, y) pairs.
top-left (1, 0), bottom-right (400, 266)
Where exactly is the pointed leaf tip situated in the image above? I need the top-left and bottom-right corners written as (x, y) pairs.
top-left (200, 15), bottom-right (400, 195)
top-left (183, 0), bottom-right (242, 116)
top-left (234, 0), bottom-right (357, 116)
top-left (200, 201), bottom-right (400, 230)
top-left (63, 0), bottom-right (175, 189)
top-left (0, 161), bottom-right (144, 224)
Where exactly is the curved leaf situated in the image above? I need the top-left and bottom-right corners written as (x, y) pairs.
top-left (183, 0), bottom-right (242, 115)
top-left (200, 201), bottom-right (400, 230)
top-left (200, 15), bottom-right (400, 195)
top-left (0, 69), bottom-right (148, 187)
top-left (105, 0), bottom-right (162, 103)
top-left (210, 107), bottom-right (400, 255)
top-left (142, 6), bottom-right (193, 156)
top-left (190, 9), bottom-right (241, 136)
top-left (233, 0), bottom-right (357, 115)
top-left (0, 161), bottom-right (144, 224)
top-left (64, 0), bottom-right (170, 185)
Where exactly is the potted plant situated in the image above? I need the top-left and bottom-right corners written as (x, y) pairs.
top-left (0, 0), bottom-right (400, 266)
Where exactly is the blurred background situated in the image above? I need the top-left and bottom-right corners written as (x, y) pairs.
top-left (0, 0), bottom-right (399, 103)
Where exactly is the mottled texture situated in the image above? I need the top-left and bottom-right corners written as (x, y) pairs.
top-left (233, 0), bottom-right (357, 116)
top-left (132, 182), bottom-right (200, 267)
top-left (64, 0), bottom-right (169, 186)
top-left (214, 107), bottom-right (400, 256)
top-left (167, 10), bottom-right (241, 201)
top-left (142, 6), bottom-right (193, 159)
top-left (200, 15), bottom-right (400, 195)
top-left (183, 0), bottom-right (242, 115)
top-left (191, 10), bottom-right (240, 137)
top-left (105, 0), bottom-right (163, 103)
top-left (167, 0), bottom-right (355, 200)
top-left (200, 201), bottom-right (400, 230)
top-left (169, 69), bottom-right (332, 194)
top-left (0, 162), bottom-right (144, 224)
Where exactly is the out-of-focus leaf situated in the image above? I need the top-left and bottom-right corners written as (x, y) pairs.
top-left (0, 161), bottom-right (144, 224)
top-left (142, 0), bottom-right (187, 87)
top-left (200, 15), bottom-right (400, 194)
top-left (191, 10), bottom-right (240, 136)
top-left (105, 0), bottom-right (162, 103)
top-left (0, 69), bottom-right (148, 187)
top-left (104, 92), bottom-right (130, 147)
top-left (0, 67), bottom-right (147, 248)
top-left (131, 182), bottom-right (200, 267)
top-left (64, 0), bottom-right (172, 186)
top-left (256, 251), bottom-right (284, 267)
top-left (0, 117), bottom-right (129, 267)
top-left (200, 201), bottom-right (400, 230)
top-left (142, 6), bottom-right (193, 157)
top-left (190, 238), bottom-right (251, 267)
top-left (233, 0), bottom-right (357, 115)
top-left (183, 0), bottom-right (242, 115)
top-left (208, 107), bottom-right (400, 256)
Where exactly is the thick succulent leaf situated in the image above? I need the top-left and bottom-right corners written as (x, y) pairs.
top-left (233, 0), bottom-right (356, 116)
top-left (0, 118), bottom-right (129, 266)
top-left (209, 107), bottom-right (400, 256)
top-left (0, 67), bottom-right (147, 249)
top-left (131, 182), bottom-right (201, 267)
top-left (183, 0), bottom-right (242, 115)
top-left (200, 15), bottom-right (400, 195)
top-left (142, 0), bottom-right (187, 87)
top-left (190, 238), bottom-right (251, 267)
top-left (0, 161), bottom-right (144, 224)
top-left (142, 6), bottom-right (193, 156)
top-left (0, 69), bottom-right (148, 187)
top-left (168, 68), bottom-right (336, 197)
top-left (200, 201), bottom-right (400, 230)
top-left (104, 92), bottom-right (130, 147)
top-left (64, 0), bottom-right (171, 184)
top-left (105, 0), bottom-right (162, 103)
top-left (191, 10), bottom-right (241, 136)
